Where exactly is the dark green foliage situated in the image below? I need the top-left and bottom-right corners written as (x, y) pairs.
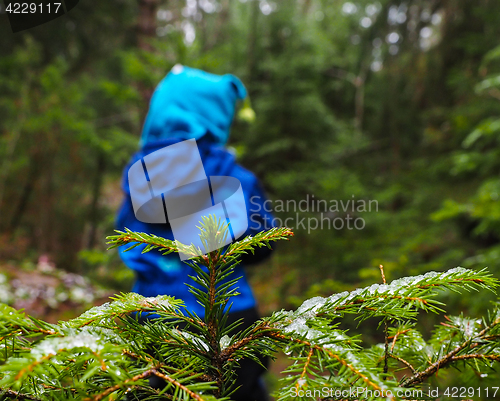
top-left (0, 220), bottom-right (499, 400)
top-left (3, 0), bottom-right (500, 301)
top-left (3, 1), bottom-right (500, 397)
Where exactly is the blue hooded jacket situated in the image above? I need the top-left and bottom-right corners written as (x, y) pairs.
top-left (116, 66), bottom-right (274, 317)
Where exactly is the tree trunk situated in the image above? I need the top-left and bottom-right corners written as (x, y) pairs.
top-left (9, 156), bottom-right (40, 232)
top-left (86, 153), bottom-right (106, 249)
top-left (247, 0), bottom-right (259, 87)
top-left (137, 0), bottom-right (161, 51)
top-left (136, 0), bottom-right (161, 106)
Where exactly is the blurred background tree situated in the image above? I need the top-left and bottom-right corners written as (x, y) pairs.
top-left (2, 0), bottom-right (500, 389)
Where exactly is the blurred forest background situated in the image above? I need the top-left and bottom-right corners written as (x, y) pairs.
top-left (1, 0), bottom-right (500, 359)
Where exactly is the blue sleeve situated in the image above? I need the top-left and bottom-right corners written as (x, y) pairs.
top-left (115, 192), bottom-right (181, 280)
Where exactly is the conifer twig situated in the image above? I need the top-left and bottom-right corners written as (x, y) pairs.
top-left (388, 353), bottom-right (417, 375)
top-left (296, 348), bottom-right (314, 392)
top-left (389, 328), bottom-right (412, 352)
top-left (87, 370), bottom-right (153, 401)
top-left (151, 369), bottom-right (208, 401)
top-left (0, 389), bottom-right (42, 401)
top-left (450, 354), bottom-right (500, 362)
top-left (267, 331), bottom-right (394, 400)
top-left (379, 264), bottom-right (389, 375)
top-left (403, 317), bottom-right (500, 386)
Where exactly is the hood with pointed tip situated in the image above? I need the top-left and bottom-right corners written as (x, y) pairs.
top-left (140, 65), bottom-right (247, 146)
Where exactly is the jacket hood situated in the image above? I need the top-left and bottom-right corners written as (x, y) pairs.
top-left (140, 65), bottom-right (247, 146)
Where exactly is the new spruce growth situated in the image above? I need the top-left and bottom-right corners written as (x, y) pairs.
top-left (0, 217), bottom-right (499, 400)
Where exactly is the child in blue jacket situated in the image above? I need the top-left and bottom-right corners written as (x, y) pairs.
top-left (116, 65), bottom-right (274, 400)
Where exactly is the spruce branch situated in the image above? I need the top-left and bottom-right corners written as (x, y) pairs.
top-left (295, 348), bottom-right (313, 393)
top-left (388, 354), bottom-right (417, 375)
top-left (0, 389), bottom-right (42, 400)
top-left (295, 267), bottom-right (498, 322)
top-left (379, 265), bottom-right (389, 375)
top-left (86, 368), bottom-right (217, 401)
top-left (106, 228), bottom-right (181, 256)
top-left (268, 330), bottom-right (399, 401)
top-left (402, 314), bottom-right (500, 387)
top-left (389, 327), bottom-right (413, 353)
top-left (2, 218), bottom-right (500, 401)
top-left (150, 369), bottom-right (217, 401)
top-left (450, 354), bottom-right (500, 362)
top-left (65, 293), bottom-right (188, 329)
top-left (223, 227), bottom-right (294, 260)
top-left (86, 369), bottom-right (152, 401)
